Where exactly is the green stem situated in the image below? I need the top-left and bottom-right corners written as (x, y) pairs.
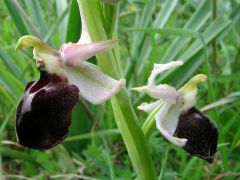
top-left (142, 103), bottom-right (164, 140)
top-left (78, 0), bottom-right (156, 179)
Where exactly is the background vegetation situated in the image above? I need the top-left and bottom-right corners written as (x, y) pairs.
top-left (0, 0), bottom-right (240, 179)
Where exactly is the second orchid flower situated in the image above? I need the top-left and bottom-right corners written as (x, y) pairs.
top-left (133, 61), bottom-right (219, 162)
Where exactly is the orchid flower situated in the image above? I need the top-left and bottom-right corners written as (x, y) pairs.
top-left (133, 61), bottom-right (219, 162)
top-left (15, 7), bottom-right (125, 150)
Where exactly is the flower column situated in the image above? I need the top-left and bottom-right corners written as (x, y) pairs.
top-left (78, 0), bottom-right (157, 179)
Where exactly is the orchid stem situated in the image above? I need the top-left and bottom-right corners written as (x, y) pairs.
top-left (78, 0), bottom-right (157, 179)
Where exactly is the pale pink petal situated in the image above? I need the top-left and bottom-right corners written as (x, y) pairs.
top-left (61, 40), bottom-right (118, 66)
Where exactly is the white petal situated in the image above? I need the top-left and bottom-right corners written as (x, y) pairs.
top-left (148, 60), bottom-right (183, 87)
top-left (137, 100), bottom-right (163, 113)
top-left (155, 103), bottom-right (187, 147)
top-left (146, 85), bottom-right (179, 104)
top-left (64, 62), bottom-right (125, 104)
top-left (132, 84), bottom-right (179, 104)
top-left (61, 40), bottom-right (118, 66)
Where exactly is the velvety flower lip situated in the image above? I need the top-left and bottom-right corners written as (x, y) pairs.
top-left (176, 107), bottom-right (219, 163)
top-left (15, 5), bottom-right (125, 150)
top-left (16, 71), bottom-right (79, 150)
top-left (133, 60), bottom-right (219, 162)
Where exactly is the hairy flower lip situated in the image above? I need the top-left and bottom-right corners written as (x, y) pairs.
top-left (176, 107), bottom-right (219, 163)
top-left (16, 71), bottom-right (79, 150)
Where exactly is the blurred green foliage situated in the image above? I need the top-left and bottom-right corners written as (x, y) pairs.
top-left (0, 0), bottom-right (240, 179)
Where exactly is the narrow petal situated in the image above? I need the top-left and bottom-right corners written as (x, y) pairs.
top-left (148, 61), bottom-right (183, 87)
top-left (61, 40), bottom-right (118, 66)
top-left (64, 62), bottom-right (125, 104)
top-left (132, 61), bottom-right (183, 104)
top-left (132, 84), bottom-right (179, 104)
top-left (137, 100), bottom-right (163, 113)
top-left (155, 103), bottom-right (187, 147)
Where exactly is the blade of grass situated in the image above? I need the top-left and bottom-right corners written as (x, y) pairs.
top-left (23, 0), bottom-right (48, 38)
top-left (0, 147), bottom-right (39, 165)
top-left (66, 129), bottom-right (120, 142)
top-left (201, 92), bottom-right (240, 112)
top-left (10, 0), bottom-right (41, 38)
top-left (3, 0), bottom-right (29, 35)
top-left (135, 0), bottom-right (178, 79)
top-left (0, 67), bottom-right (24, 97)
top-left (126, 27), bottom-right (208, 61)
top-left (160, 0), bottom-right (211, 63)
top-left (0, 46), bottom-right (21, 77)
top-left (0, 85), bottom-right (16, 105)
top-left (65, 0), bottom-right (81, 42)
top-left (0, 107), bottom-right (15, 136)
top-left (55, 0), bottom-right (68, 42)
top-left (125, 0), bottom-right (156, 80)
top-left (158, 15), bottom-right (231, 87)
top-left (44, 6), bottom-right (69, 43)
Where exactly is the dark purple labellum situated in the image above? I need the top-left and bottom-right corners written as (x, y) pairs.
top-left (175, 107), bottom-right (219, 163)
top-left (16, 71), bottom-right (79, 150)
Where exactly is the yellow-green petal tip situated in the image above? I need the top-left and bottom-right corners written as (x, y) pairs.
top-left (180, 74), bottom-right (208, 92)
top-left (15, 35), bottom-right (42, 50)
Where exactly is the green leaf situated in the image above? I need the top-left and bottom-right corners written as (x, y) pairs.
top-left (0, 147), bottom-right (39, 165)
top-left (65, 0), bottom-right (81, 42)
top-left (3, 0), bottom-right (29, 35)
top-left (66, 129), bottom-right (119, 141)
top-left (0, 46), bottom-right (22, 77)
top-left (201, 92), bottom-right (240, 112)
top-left (160, 0), bottom-right (211, 63)
top-left (23, 0), bottom-right (48, 38)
